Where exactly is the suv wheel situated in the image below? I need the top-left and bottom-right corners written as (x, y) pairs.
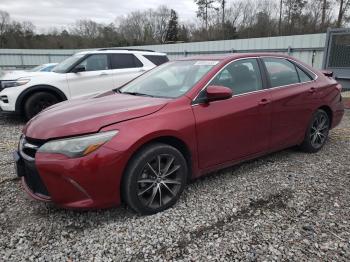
top-left (24, 92), bottom-right (58, 120)
top-left (122, 143), bottom-right (188, 215)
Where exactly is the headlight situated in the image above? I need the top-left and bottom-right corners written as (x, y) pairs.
top-left (38, 130), bottom-right (118, 158)
top-left (1, 78), bottom-right (30, 89)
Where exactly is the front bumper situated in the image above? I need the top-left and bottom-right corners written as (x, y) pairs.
top-left (14, 150), bottom-right (51, 201)
top-left (14, 143), bottom-right (126, 209)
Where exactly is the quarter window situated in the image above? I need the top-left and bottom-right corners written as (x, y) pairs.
top-left (110, 54), bottom-right (143, 69)
top-left (262, 58), bottom-right (300, 87)
top-left (296, 66), bottom-right (313, 82)
top-left (143, 55), bottom-right (169, 66)
top-left (77, 54), bottom-right (109, 72)
top-left (209, 58), bottom-right (263, 95)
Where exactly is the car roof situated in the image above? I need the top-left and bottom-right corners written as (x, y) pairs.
top-left (76, 49), bottom-right (167, 56)
top-left (176, 53), bottom-right (293, 62)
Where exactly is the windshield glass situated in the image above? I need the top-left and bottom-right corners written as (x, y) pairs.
top-left (52, 54), bottom-right (85, 73)
top-left (29, 65), bottom-right (44, 72)
top-left (119, 60), bottom-right (218, 98)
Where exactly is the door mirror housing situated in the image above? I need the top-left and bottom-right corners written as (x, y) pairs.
top-left (206, 85), bottom-right (233, 102)
top-left (72, 65), bottom-right (86, 73)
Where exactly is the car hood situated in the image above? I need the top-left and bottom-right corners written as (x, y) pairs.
top-left (23, 92), bottom-right (169, 140)
top-left (0, 70), bottom-right (56, 80)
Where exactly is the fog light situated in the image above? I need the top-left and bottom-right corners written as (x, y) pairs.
top-left (0, 96), bottom-right (8, 103)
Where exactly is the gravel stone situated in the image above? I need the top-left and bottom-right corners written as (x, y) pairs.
top-left (0, 111), bottom-right (349, 261)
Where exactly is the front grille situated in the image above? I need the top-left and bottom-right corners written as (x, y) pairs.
top-left (20, 136), bottom-right (45, 160)
top-left (22, 159), bottom-right (50, 197)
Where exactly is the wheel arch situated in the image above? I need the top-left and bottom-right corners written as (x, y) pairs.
top-left (318, 105), bottom-right (333, 128)
top-left (123, 134), bottom-right (194, 182)
top-left (15, 85), bottom-right (68, 114)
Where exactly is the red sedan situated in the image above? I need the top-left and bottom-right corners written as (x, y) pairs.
top-left (14, 54), bottom-right (344, 214)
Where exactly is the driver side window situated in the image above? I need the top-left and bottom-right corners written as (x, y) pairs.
top-left (76, 54), bottom-right (109, 72)
top-left (209, 59), bottom-right (263, 96)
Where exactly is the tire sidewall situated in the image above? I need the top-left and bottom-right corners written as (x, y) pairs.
top-left (24, 92), bottom-right (58, 120)
top-left (302, 109), bottom-right (330, 152)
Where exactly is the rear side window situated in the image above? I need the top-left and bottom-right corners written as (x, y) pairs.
top-left (144, 55), bottom-right (169, 66)
top-left (110, 54), bottom-right (143, 69)
top-left (263, 58), bottom-right (299, 87)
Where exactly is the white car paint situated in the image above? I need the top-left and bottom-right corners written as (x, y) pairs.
top-left (0, 50), bottom-right (167, 113)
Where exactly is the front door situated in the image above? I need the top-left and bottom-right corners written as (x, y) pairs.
top-left (192, 58), bottom-right (272, 169)
top-left (67, 54), bottom-right (114, 99)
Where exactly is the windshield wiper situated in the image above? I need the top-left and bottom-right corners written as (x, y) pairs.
top-left (119, 91), bottom-right (154, 97)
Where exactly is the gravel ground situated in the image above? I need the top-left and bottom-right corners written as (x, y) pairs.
top-left (0, 111), bottom-right (349, 261)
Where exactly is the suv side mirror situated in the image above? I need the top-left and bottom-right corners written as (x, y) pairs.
top-left (72, 65), bottom-right (86, 73)
top-left (206, 85), bottom-right (233, 102)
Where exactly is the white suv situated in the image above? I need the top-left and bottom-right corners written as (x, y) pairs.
top-left (0, 49), bottom-right (168, 119)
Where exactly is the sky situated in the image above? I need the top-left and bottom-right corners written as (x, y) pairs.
top-left (0, 0), bottom-right (198, 32)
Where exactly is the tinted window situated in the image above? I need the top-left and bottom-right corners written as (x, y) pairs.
top-left (144, 55), bottom-right (169, 65)
top-left (77, 54), bottom-right (109, 72)
top-left (111, 54), bottom-right (143, 69)
top-left (263, 58), bottom-right (299, 87)
top-left (209, 58), bottom-right (263, 95)
top-left (296, 66), bottom-right (313, 82)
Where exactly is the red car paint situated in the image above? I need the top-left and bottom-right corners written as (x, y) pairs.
top-left (19, 53), bottom-right (344, 209)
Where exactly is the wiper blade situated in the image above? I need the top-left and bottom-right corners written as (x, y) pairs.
top-left (120, 91), bottom-right (154, 97)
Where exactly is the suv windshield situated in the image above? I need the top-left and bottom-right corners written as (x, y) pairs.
top-left (53, 54), bottom-right (85, 73)
top-left (119, 60), bottom-right (218, 98)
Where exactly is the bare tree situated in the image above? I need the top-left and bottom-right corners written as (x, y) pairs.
top-left (336, 0), bottom-right (350, 27)
top-left (71, 19), bottom-right (101, 39)
top-left (0, 10), bottom-right (10, 47)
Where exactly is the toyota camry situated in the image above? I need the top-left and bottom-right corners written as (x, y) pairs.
top-left (14, 54), bottom-right (344, 215)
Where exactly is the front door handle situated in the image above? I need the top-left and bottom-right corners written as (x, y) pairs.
top-left (99, 72), bottom-right (108, 76)
top-left (309, 87), bottom-right (316, 93)
top-left (259, 98), bottom-right (271, 105)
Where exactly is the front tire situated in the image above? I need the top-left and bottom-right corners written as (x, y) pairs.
top-left (122, 143), bottom-right (188, 215)
top-left (300, 109), bottom-right (330, 153)
top-left (24, 92), bottom-right (58, 120)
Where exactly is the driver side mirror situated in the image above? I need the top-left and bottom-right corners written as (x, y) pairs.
top-left (206, 85), bottom-right (233, 102)
top-left (72, 65), bottom-right (86, 73)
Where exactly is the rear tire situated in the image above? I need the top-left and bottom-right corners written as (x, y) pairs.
top-left (24, 92), bottom-right (58, 120)
top-left (300, 109), bottom-right (330, 153)
top-left (122, 143), bottom-right (187, 215)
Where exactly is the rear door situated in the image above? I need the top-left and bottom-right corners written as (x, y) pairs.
top-left (192, 58), bottom-right (272, 169)
top-left (109, 53), bottom-right (146, 88)
top-left (261, 57), bottom-right (318, 150)
top-left (67, 54), bottom-right (114, 98)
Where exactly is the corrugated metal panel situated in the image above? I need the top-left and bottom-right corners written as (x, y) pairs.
top-left (0, 33), bottom-right (326, 69)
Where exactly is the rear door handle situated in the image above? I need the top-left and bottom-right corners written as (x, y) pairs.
top-left (259, 98), bottom-right (271, 105)
top-left (99, 72), bottom-right (108, 76)
top-left (309, 87), bottom-right (316, 93)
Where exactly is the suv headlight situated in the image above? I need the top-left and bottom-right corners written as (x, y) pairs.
top-left (38, 130), bottom-right (118, 158)
top-left (1, 78), bottom-right (30, 89)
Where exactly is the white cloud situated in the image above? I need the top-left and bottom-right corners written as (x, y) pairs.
top-left (0, 0), bottom-right (198, 32)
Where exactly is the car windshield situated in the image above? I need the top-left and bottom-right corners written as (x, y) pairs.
top-left (29, 65), bottom-right (45, 72)
top-left (52, 54), bottom-right (85, 73)
top-left (119, 60), bottom-right (218, 98)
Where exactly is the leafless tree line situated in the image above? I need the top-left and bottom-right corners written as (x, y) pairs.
top-left (0, 0), bottom-right (349, 49)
